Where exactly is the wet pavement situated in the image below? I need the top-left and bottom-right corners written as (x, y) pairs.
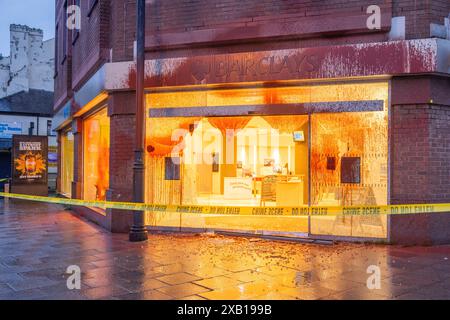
top-left (0, 198), bottom-right (449, 300)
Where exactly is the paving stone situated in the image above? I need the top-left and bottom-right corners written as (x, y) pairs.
top-left (157, 272), bottom-right (201, 285)
top-left (188, 267), bottom-right (231, 278)
top-left (250, 292), bottom-right (298, 300)
top-left (116, 278), bottom-right (168, 293)
top-left (41, 291), bottom-right (87, 300)
top-left (277, 283), bottom-right (337, 300)
top-left (0, 288), bottom-right (48, 300)
top-left (326, 287), bottom-right (390, 300)
top-left (114, 290), bottom-right (173, 300)
top-left (194, 276), bottom-right (243, 290)
top-left (115, 270), bottom-right (164, 281)
top-left (0, 283), bottom-right (14, 295)
top-left (81, 285), bottom-right (130, 300)
top-left (157, 283), bottom-right (211, 299)
top-left (0, 272), bottom-right (25, 282)
top-left (6, 276), bottom-right (60, 291)
top-left (178, 295), bottom-right (207, 300)
top-left (199, 286), bottom-right (258, 300)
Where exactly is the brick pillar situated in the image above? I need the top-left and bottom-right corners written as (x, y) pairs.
top-left (389, 76), bottom-right (450, 245)
top-left (72, 118), bottom-right (83, 200)
top-left (106, 91), bottom-right (136, 233)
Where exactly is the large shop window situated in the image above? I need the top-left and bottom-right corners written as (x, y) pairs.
top-left (144, 81), bottom-right (389, 238)
top-left (83, 108), bottom-right (110, 202)
top-left (145, 115), bottom-right (310, 234)
top-left (310, 111), bottom-right (388, 238)
top-left (60, 130), bottom-right (74, 197)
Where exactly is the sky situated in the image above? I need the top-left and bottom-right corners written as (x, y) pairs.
top-left (0, 0), bottom-right (55, 57)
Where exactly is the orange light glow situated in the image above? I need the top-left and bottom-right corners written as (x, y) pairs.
top-left (60, 131), bottom-right (74, 197)
top-left (146, 82), bottom-right (389, 109)
top-left (144, 81), bottom-right (389, 238)
top-left (73, 93), bottom-right (108, 118)
top-left (83, 108), bottom-right (110, 202)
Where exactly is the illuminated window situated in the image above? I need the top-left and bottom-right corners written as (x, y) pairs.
top-left (60, 129), bottom-right (74, 197)
top-left (310, 111), bottom-right (388, 238)
top-left (144, 81), bottom-right (389, 238)
top-left (83, 108), bottom-right (110, 202)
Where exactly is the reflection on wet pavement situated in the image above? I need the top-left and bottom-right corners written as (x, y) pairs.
top-left (0, 199), bottom-right (449, 300)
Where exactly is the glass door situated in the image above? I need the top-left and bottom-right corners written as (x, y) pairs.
top-left (309, 111), bottom-right (388, 239)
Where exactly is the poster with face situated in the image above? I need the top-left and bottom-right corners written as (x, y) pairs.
top-left (12, 135), bottom-right (48, 185)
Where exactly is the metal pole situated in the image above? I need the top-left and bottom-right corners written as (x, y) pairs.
top-left (129, 0), bottom-right (148, 242)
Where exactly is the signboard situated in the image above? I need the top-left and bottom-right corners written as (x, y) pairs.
top-left (224, 177), bottom-right (253, 200)
top-left (0, 122), bottom-right (22, 139)
top-left (11, 135), bottom-right (48, 196)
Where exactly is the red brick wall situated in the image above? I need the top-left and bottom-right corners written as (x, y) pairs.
top-left (108, 114), bottom-right (135, 201)
top-left (54, 0), bottom-right (111, 111)
top-left (430, 0), bottom-right (450, 24)
top-left (390, 98), bottom-right (450, 245)
top-left (109, 113), bottom-right (135, 200)
top-left (391, 104), bottom-right (431, 203)
top-left (108, 91), bottom-right (136, 202)
top-left (72, 118), bottom-right (83, 200)
top-left (393, 0), bottom-right (450, 39)
top-left (56, 0), bottom-right (448, 104)
top-left (391, 104), bottom-right (450, 204)
top-left (110, 0), bottom-right (136, 63)
top-left (112, 0), bottom-right (393, 61)
top-left (147, 0), bottom-right (382, 32)
top-left (107, 91), bottom-right (136, 232)
top-left (428, 105), bottom-right (450, 202)
top-left (71, 0), bottom-right (111, 90)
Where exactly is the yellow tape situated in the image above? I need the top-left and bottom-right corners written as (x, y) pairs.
top-left (1, 192), bottom-right (450, 217)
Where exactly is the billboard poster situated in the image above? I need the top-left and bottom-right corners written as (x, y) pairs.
top-left (12, 135), bottom-right (48, 185)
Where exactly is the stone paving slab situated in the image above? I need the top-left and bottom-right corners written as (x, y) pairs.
top-left (1, 199), bottom-right (450, 300)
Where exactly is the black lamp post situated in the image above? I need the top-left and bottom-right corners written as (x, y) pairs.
top-left (129, 0), bottom-right (148, 242)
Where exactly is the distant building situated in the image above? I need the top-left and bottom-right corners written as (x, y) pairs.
top-left (0, 24), bottom-right (55, 191)
top-left (0, 24), bottom-right (54, 98)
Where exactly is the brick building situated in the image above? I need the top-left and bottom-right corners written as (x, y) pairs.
top-left (52, 0), bottom-right (450, 245)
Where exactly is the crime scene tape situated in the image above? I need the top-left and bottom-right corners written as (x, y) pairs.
top-left (0, 178), bottom-right (8, 182)
top-left (1, 192), bottom-right (450, 217)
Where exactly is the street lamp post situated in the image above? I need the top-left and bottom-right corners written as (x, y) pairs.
top-left (129, 0), bottom-right (148, 242)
